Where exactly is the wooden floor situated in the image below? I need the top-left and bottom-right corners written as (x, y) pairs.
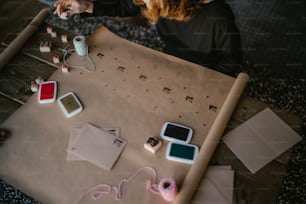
top-left (0, 1), bottom-right (302, 203)
top-left (0, 0), bottom-right (49, 123)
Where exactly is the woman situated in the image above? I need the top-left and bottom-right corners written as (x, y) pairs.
top-left (54, 0), bottom-right (242, 76)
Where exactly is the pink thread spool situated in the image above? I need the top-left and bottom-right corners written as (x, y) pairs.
top-left (158, 177), bottom-right (178, 202)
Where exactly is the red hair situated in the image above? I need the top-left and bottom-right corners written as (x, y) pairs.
top-left (133, 0), bottom-right (199, 24)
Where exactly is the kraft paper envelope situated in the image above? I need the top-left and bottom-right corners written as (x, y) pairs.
top-left (67, 123), bottom-right (126, 171)
top-left (223, 108), bottom-right (302, 173)
top-left (192, 166), bottom-right (234, 204)
top-left (67, 125), bottom-right (120, 161)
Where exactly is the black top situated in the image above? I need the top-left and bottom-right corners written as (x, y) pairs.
top-left (90, 0), bottom-right (242, 76)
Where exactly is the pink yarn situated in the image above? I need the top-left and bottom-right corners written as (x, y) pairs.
top-left (158, 177), bottom-right (178, 202)
top-left (76, 166), bottom-right (177, 204)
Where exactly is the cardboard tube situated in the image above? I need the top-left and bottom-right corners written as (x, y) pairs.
top-left (0, 9), bottom-right (49, 71)
top-left (173, 72), bottom-right (249, 204)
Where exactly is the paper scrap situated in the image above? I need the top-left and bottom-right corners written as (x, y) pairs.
top-left (223, 108), bottom-right (302, 173)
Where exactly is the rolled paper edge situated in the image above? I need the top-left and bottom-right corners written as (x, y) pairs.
top-left (172, 72), bottom-right (249, 204)
top-left (0, 8), bottom-right (49, 71)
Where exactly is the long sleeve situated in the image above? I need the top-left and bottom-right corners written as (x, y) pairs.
top-left (212, 19), bottom-right (243, 75)
top-left (156, 1), bottom-right (243, 76)
top-left (90, 0), bottom-right (141, 17)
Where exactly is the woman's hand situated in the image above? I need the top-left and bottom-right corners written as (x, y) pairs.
top-left (53, 0), bottom-right (93, 19)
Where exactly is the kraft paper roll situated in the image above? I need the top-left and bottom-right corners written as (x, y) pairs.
top-left (0, 8), bottom-right (49, 71)
top-left (173, 72), bottom-right (249, 204)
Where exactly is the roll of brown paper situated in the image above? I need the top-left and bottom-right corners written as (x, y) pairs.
top-left (173, 72), bottom-right (249, 204)
top-left (0, 9), bottom-right (49, 71)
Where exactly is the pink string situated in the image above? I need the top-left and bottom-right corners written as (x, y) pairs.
top-left (76, 166), bottom-right (161, 204)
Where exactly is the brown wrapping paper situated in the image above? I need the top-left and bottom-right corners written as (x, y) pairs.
top-left (0, 9), bottom-right (49, 71)
top-left (0, 26), bottom-right (248, 204)
top-left (173, 73), bottom-right (249, 204)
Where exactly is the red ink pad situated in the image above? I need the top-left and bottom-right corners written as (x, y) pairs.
top-left (38, 81), bottom-right (57, 104)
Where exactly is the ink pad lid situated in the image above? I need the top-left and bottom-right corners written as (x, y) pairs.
top-left (38, 81), bottom-right (57, 104)
top-left (57, 92), bottom-right (83, 117)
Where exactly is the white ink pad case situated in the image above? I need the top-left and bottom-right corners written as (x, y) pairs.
top-left (160, 122), bottom-right (193, 143)
top-left (166, 142), bottom-right (199, 164)
top-left (38, 81), bottom-right (57, 104)
top-left (57, 92), bottom-right (83, 117)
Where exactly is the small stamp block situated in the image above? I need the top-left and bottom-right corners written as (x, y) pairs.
top-left (52, 55), bottom-right (60, 64)
top-left (30, 81), bottom-right (39, 92)
top-left (46, 25), bottom-right (52, 33)
top-left (39, 41), bottom-right (51, 52)
top-left (35, 76), bottom-right (44, 85)
top-left (61, 63), bottom-right (69, 72)
top-left (144, 137), bottom-right (162, 154)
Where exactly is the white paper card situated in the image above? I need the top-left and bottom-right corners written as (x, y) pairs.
top-left (223, 108), bottom-right (302, 173)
